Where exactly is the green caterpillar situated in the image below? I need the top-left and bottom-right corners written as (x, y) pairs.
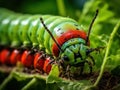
top-left (0, 8), bottom-right (99, 75)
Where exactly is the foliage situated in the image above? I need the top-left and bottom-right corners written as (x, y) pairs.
top-left (80, 0), bottom-right (120, 71)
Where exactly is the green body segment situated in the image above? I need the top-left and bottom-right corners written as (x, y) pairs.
top-left (8, 14), bottom-right (25, 47)
top-left (0, 15), bottom-right (15, 45)
top-left (0, 8), bottom-right (15, 45)
top-left (27, 15), bottom-right (48, 48)
top-left (0, 8), bottom-right (82, 52)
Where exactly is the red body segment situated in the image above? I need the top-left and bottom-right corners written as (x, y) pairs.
top-left (34, 53), bottom-right (45, 71)
top-left (52, 30), bottom-right (87, 57)
top-left (10, 49), bottom-right (22, 65)
top-left (43, 57), bottom-right (52, 74)
top-left (21, 50), bottom-right (34, 68)
top-left (0, 49), bottom-right (11, 64)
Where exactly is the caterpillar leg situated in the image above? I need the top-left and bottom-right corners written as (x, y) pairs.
top-left (57, 60), bottom-right (71, 78)
top-left (57, 60), bottom-right (66, 77)
top-left (66, 65), bottom-right (71, 79)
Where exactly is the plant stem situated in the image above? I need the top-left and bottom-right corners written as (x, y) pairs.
top-left (22, 78), bottom-right (37, 90)
top-left (0, 73), bottom-right (13, 90)
top-left (56, 0), bottom-right (66, 16)
top-left (94, 21), bottom-right (120, 87)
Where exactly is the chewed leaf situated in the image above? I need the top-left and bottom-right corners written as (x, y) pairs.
top-left (49, 64), bottom-right (59, 77)
top-left (47, 64), bottom-right (61, 83)
top-left (57, 80), bottom-right (92, 90)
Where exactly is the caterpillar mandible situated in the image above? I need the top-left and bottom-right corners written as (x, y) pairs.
top-left (0, 8), bottom-right (99, 76)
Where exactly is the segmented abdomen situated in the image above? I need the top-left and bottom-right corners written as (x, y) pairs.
top-left (0, 8), bottom-right (82, 55)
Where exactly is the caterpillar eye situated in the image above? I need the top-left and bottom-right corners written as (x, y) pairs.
top-left (62, 56), bottom-right (69, 61)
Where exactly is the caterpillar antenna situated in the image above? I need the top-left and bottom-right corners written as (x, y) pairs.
top-left (40, 17), bottom-right (63, 52)
top-left (86, 9), bottom-right (99, 45)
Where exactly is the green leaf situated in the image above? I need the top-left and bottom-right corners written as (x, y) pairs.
top-left (46, 64), bottom-right (61, 83)
top-left (57, 80), bottom-right (92, 90)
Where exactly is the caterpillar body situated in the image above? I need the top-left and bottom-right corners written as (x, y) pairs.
top-left (0, 8), bottom-right (98, 76)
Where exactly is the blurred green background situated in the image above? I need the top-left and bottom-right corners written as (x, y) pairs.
top-left (0, 0), bottom-right (86, 14)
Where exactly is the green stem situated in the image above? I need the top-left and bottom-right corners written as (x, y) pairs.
top-left (22, 78), bottom-right (37, 90)
top-left (94, 21), bottom-right (120, 87)
top-left (56, 0), bottom-right (66, 16)
top-left (0, 73), bottom-right (13, 90)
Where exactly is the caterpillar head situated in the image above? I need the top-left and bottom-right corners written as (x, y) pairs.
top-left (51, 29), bottom-right (90, 65)
top-left (60, 38), bottom-right (89, 65)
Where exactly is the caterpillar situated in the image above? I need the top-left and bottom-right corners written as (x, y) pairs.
top-left (0, 8), bottom-right (99, 76)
